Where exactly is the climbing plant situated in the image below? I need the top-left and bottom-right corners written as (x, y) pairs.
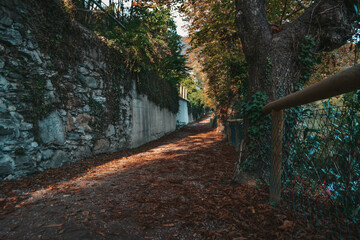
top-left (240, 91), bottom-right (271, 172)
top-left (81, 1), bottom-right (188, 113)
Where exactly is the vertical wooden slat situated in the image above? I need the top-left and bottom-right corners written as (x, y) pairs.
top-left (270, 109), bottom-right (284, 202)
top-left (235, 124), bottom-right (239, 151)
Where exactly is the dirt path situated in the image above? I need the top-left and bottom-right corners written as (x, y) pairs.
top-left (0, 117), bottom-right (317, 239)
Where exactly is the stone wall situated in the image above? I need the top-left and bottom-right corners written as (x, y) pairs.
top-left (0, 0), bottom-right (176, 181)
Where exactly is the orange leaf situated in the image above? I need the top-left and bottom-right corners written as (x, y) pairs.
top-left (278, 220), bottom-right (294, 230)
top-left (96, 231), bottom-right (106, 236)
top-left (45, 223), bottom-right (63, 228)
top-left (163, 223), bottom-right (174, 227)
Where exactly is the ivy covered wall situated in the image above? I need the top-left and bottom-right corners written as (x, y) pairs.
top-left (0, 0), bottom-right (177, 181)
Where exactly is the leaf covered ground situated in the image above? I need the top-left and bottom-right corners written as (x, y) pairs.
top-left (0, 117), bottom-right (320, 239)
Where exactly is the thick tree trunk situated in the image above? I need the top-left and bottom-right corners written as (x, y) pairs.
top-left (233, 0), bottom-right (355, 184)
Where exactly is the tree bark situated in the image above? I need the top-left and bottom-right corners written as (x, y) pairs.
top-left (233, 0), bottom-right (355, 184)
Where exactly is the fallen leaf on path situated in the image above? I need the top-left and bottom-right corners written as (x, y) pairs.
top-left (249, 206), bottom-right (255, 214)
top-left (96, 231), bottom-right (106, 236)
top-left (45, 223), bottom-right (63, 228)
top-left (278, 220), bottom-right (294, 230)
top-left (9, 225), bottom-right (19, 231)
top-left (109, 232), bottom-right (122, 236)
top-left (162, 223), bottom-right (174, 227)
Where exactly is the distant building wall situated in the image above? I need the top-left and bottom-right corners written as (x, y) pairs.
top-left (176, 98), bottom-right (189, 126)
top-left (130, 92), bottom-right (176, 148)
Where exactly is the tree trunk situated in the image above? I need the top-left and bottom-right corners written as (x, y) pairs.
top-left (233, 0), bottom-right (355, 184)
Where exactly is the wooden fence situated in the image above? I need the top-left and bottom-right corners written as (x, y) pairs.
top-left (262, 64), bottom-right (360, 202)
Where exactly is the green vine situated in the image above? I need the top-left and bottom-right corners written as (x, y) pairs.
top-left (265, 57), bottom-right (272, 88)
top-left (21, 73), bottom-right (54, 121)
top-left (88, 97), bottom-right (106, 133)
top-left (241, 91), bottom-right (271, 172)
top-left (297, 36), bottom-right (320, 89)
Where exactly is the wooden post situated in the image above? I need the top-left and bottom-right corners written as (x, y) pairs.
top-left (270, 109), bottom-right (284, 203)
top-left (227, 121), bottom-right (231, 143)
top-left (235, 124), bottom-right (239, 151)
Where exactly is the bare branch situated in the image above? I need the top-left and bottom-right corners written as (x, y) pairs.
top-left (287, 0), bottom-right (355, 52)
top-left (295, 0), bottom-right (306, 9)
top-left (279, 0), bottom-right (289, 25)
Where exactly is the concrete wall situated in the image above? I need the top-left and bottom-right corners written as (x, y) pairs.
top-left (131, 91), bottom-right (176, 148)
top-left (176, 98), bottom-right (189, 125)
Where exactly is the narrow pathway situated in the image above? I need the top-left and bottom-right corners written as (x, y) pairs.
top-left (0, 117), bottom-right (318, 239)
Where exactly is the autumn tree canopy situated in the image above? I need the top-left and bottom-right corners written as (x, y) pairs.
top-left (181, 0), bottom-right (359, 183)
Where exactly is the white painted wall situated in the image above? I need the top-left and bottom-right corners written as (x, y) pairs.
top-left (176, 98), bottom-right (189, 125)
top-left (130, 92), bottom-right (176, 148)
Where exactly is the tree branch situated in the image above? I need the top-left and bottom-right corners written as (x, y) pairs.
top-left (295, 0), bottom-right (306, 9)
top-left (286, 0), bottom-right (355, 53)
top-left (235, 0), bottom-right (271, 61)
top-left (279, 0), bottom-right (289, 25)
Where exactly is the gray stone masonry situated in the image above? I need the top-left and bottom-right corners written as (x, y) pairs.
top-left (0, 0), bottom-right (176, 181)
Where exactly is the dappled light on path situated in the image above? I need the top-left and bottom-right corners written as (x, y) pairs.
top-left (0, 117), bottom-right (320, 239)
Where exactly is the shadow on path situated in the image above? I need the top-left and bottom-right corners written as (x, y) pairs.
top-left (0, 117), bottom-right (318, 239)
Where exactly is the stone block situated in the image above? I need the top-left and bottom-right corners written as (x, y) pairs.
top-left (0, 153), bottom-right (14, 178)
top-left (0, 28), bottom-right (22, 46)
top-left (66, 113), bottom-right (75, 131)
top-left (30, 141), bottom-right (38, 148)
top-left (93, 96), bottom-right (106, 103)
top-left (27, 40), bottom-right (37, 50)
top-left (20, 122), bottom-right (33, 131)
top-left (10, 111), bottom-right (23, 121)
top-left (0, 99), bottom-right (6, 110)
top-left (19, 49), bottom-right (42, 64)
top-left (78, 66), bottom-right (89, 75)
top-left (76, 113), bottom-right (92, 132)
top-left (79, 74), bottom-right (98, 89)
top-left (106, 124), bottom-right (115, 137)
top-left (41, 150), bottom-right (69, 169)
top-left (93, 139), bottom-right (110, 155)
top-left (0, 75), bottom-right (9, 88)
top-left (8, 72), bottom-right (22, 79)
top-left (41, 149), bottom-right (53, 160)
top-left (45, 80), bottom-right (54, 90)
top-left (75, 146), bottom-right (92, 160)
top-left (84, 61), bottom-right (94, 70)
top-left (0, 16), bottom-right (13, 27)
top-left (67, 132), bottom-right (80, 140)
top-left (0, 125), bottom-right (13, 135)
top-left (38, 111), bottom-right (65, 145)
top-left (0, 111), bottom-right (11, 120)
top-left (13, 23), bottom-right (24, 30)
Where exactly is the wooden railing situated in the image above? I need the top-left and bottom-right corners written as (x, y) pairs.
top-left (261, 64), bottom-right (360, 202)
top-left (76, 0), bottom-right (126, 29)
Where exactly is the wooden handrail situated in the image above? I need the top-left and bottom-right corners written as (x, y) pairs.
top-left (91, 0), bottom-right (126, 29)
top-left (262, 65), bottom-right (360, 114)
top-left (227, 119), bottom-right (243, 123)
